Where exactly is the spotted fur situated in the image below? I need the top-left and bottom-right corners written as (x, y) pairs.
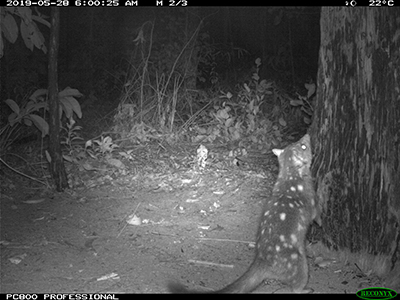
top-left (169, 134), bottom-right (317, 293)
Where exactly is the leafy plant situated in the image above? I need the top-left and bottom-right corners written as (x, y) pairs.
top-left (196, 32), bottom-right (249, 88)
top-left (85, 136), bottom-right (119, 158)
top-left (0, 7), bottom-right (50, 58)
top-left (290, 82), bottom-right (316, 124)
top-left (61, 117), bottom-right (84, 155)
top-left (1, 87), bottom-right (82, 152)
top-left (189, 58), bottom-right (280, 144)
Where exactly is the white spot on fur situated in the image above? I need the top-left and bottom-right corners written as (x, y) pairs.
top-left (290, 186), bottom-right (296, 192)
top-left (275, 245), bottom-right (281, 252)
top-left (290, 234), bottom-right (298, 244)
top-left (279, 235), bottom-right (285, 242)
top-left (279, 213), bottom-right (286, 221)
top-left (291, 253), bottom-right (298, 260)
top-left (297, 184), bottom-right (303, 191)
top-left (289, 203), bottom-right (294, 208)
top-left (264, 210), bottom-right (270, 216)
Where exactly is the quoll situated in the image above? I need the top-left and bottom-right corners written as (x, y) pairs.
top-left (169, 133), bottom-right (318, 293)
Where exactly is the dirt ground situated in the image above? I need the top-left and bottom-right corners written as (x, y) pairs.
top-left (0, 143), bottom-right (384, 294)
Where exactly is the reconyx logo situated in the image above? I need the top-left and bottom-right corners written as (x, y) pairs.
top-left (356, 287), bottom-right (397, 300)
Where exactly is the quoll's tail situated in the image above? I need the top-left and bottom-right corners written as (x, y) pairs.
top-left (168, 260), bottom-right (269, 293)
top-left (167, 282), bottom-right (201, 294)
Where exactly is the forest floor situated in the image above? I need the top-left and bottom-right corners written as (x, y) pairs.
top-left (0, 140), bottom-right (384, 294)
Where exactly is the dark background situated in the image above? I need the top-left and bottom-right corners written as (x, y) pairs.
top-left (1, 7), bottom-right (320, 101)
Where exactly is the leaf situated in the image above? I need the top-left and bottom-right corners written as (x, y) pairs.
top-left (59, 105), bottom-right (63, 120)
top-left (45, 150), bottom-right (52, 163)
top-left (301, 106), bottom-right (313, 116)
top-left (63, 154), bottom-right (73, 163)
top-left (8, 112), bottom-right (18, 126)
top-left (290, 99), bottom-right (304, 107)
top-left (58, 87), bottom-right (83, 98)
top-left (106, 158), bottom-right (125, 169)
top-left (118, 152), bottom-right (130, 159)
top-left (16, 8), bottom-right (48, 53)
top-left (30, 21), bottom-right (45, 51)
top-left (60, 96), bottom-right (82, 119)
top-left (26, 100), bottom-right (47, 114)
top-left (60, 97), bottom-right (73, 119)
top-left (196, 127), bottom-right (207, 134)
top-left (20, 20), bottom-right (33, 51)
top-left (30, 88), bottom-right (47, 101)
top-left (1, 13), bottom-right (18, 43)
top-left (31, 14), bottom-right (50, 28)
top-left (253, 105), bottom-right (259, 115)
top-left (85, 140), bottom-right (93, 148)
top-left (216, 108), bottom-right (230, 120)
top-left (82, 162), bottom-right (96, 171)
top-left (225, 117), bottom-right (234, 128)
top-left (305, 83), bottom-right (316, 98)
top-left (16, 7), bottom-right (32, 22)
top-left (28, 114), bottom-right (49, 137)
top-left (244, 83), bottom-right (250, 93)
top-left (5, 99), bottom-right (20, 115)
top-left (248, 99), bottom-right (254, 111)
top-left (23, 117), bottom-right (32, 126)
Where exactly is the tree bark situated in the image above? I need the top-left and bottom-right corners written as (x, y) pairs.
top-left (310, 7), bottom-right (400, 286)
top-left (48, 7), bottom-right (68, 192)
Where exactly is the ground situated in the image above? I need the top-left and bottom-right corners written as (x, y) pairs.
top-left (0, 142), bottom-right (382, 294)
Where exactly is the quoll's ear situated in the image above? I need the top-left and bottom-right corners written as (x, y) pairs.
top-left (301, 134), bottom-right (311, 145)
top-left (272, 148), bottom-right (284, 157)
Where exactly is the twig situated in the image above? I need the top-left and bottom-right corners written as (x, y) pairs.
top-left (197, 237), bottom-right (254, 245)
top-left (0, 158), bottom-right (47, 186)
top-left (188, 259), bottom-right (234, 269)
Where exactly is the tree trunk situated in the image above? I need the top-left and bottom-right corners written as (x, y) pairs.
top-left (48, 7), bottom-right (68, 192)
top-left (310, 7), bottom-right (400, 287)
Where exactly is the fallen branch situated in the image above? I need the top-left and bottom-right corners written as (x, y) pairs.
top-left (188, 259), bottom-right (234, 268)
top-left (197, 237), bottom-right (254, 245)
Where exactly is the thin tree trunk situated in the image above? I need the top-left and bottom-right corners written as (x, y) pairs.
top-left (48, 7), bottom-right (68, 192)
